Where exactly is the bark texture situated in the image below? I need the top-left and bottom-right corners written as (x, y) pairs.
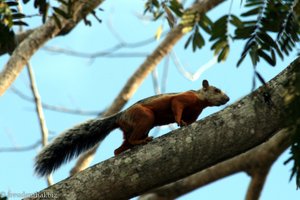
top-left (24, 58), bottom-right (300, 200)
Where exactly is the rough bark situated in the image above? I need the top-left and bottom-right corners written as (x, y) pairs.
top-left (139, 128), bottom-right (291, 200)
top-left (24, 57), bottom-right (300, 200)
top-left (0, 0), bottom-right (104, 96)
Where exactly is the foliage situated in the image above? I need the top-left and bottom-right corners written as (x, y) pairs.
top-left (235, 0), bottom-right (299, 67)
top-left (0, 194), bottom-right (7, 200)
top-left (144, 0), bottom-right (300, 67)
top-left (144, 0), bottom-right (183, 27)
top-left (0, 0), bottom-right (27, 27)
top-left (0, 0), bottom-right (27, 53)
top-left (21, 0), bottom-right (102, 28)
top-left (284, 61), bottom-right (300, 189)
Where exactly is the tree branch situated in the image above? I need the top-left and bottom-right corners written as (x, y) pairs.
top-left (139, 128), bottom-right (291, 199)
top-left (26, 62), bottom-right (53, 185)
top-left (70, 0), bottom-right (226, 175)
top-left (245, 166), bottom-right (271, 200)
top-left (0, 0), bottom-right (105, 96)
top-left (25, 57), bottom-right (300, 200)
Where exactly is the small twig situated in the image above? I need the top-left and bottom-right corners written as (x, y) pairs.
top-left (171, 51), bottom-right (218, 81)
top-left (151, 68), bottom-right (161, 95)
top-left (161, 55), bottom-right (170, 93)
top-left (43, 46), bottom-right (149, 58)
top-left (0, 140), bottom-right (41, 152)
top-left (10, 86), bottom-right (100, 116)
top-left (26, 62), bottom-right (53, 186)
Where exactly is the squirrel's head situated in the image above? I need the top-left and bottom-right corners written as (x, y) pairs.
top-left (200, 80), bottom-right (229, 106)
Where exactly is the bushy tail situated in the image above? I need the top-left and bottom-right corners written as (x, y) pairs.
top-left (34, 113), bottom-right (120, 176)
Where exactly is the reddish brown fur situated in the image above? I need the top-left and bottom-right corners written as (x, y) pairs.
top-left (113, 80), bottom-right (229, 155)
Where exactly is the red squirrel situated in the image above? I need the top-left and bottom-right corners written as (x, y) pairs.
top-left (35, 80), bottom-right (229, 176)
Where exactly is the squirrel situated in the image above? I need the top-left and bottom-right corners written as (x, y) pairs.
top-left (34, 80), bottom-right (229, 176)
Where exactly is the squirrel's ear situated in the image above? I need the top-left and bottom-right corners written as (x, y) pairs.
top-left (202, 80), bottom-right (209, 89)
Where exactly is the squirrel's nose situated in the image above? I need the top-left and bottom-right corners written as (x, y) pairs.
top-left (224, 96), bottom-right (230, 102)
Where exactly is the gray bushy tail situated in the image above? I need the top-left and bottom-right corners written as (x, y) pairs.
top-left (34, 113), bottom-right (120, 176)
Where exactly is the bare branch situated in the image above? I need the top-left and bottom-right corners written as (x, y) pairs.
top-left (245, 166), bottom-right (271, 200)
top-left (26, 62), bottom-right (53, 185)
top-left (10, 86), bottom-right (100, 116)
top-left (43, 46), bottom-right (149, 58)
top-left (0, 140), bottom-right (41, 152)
top-left (69, 0), bottom-right (226, 175)
top-left (171, 51), bottom-right (218, 81)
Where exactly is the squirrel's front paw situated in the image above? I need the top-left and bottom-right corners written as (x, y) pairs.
top-left (179, 120), bottom-right (187, 127)
top-left (145, 136), bottom-right (153, 142)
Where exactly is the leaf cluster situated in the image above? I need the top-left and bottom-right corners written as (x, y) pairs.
top-left (0, 0), bottom-right (27, 53)
top-left (144, 0), bottom-right (183, 27)
top-left (182, 11), bottom-right (234, 62)
top-left (235, 0), bottom-right (299, 67)
top-left (22, 0), bottom-right (102, 28)
top-left (284, 63), bottom-right (300, 189)
top-left (0, 194), bottom-right (7, 200)
top-left (0, 0), bottom-right (27, 27)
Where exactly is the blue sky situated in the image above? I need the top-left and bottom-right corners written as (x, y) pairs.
top-left (0, 0), bottom-right (299, 199)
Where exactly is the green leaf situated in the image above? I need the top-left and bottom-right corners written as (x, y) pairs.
top-left (230, 15), bottom-right (243, 27)
top-left (245, 1), bottom-right (264, 8)
top-left (184, 35), bottom-right (193, 49)
top-left (198, 14), bottom-right (212, 34)
top-left (13, 21), bottom-right (28, 26)
top-left (255, 70), bottom-right (266, 85)
top-left (12, 13), bottom-right (26, 19)
top-left (152, 0), bottom-right (160, 8)
top-left (237, 53), bottom-right (246, 67)
top-left (235, 26), bottom-right (256, 39)
top-left (257, 49), bottom-right (276, 66)
top-left (53, 7), bottom-right (69, 19)
top-left (6, 1), bottom-right (19, 6)
top-left (195, 30), bottom-right (205, 48)
top-left (42, 3), bottom-right (50, 23)
top-left (192, 28), bottom-right (204, 51)
top-left (169, 0), bottom-right (183, 17)
top-left (217, 45), bottom-right (230, 62)
top-left (241, 7), bottom-right (261, 17)
top-left (211, 37), bottom-right (227, 54)
top-left (210, 15), bottom-right (228, 40)
top-left (249, 48), bottom-right (259, 66)
top-left (164, 5), bottom-right (176, 28)
top-left (23, 0), bottom-right (31, 4)
top-left (53, 13), bottom-right (62, 29)
top-left (213, 15), bottom-right (227, 28)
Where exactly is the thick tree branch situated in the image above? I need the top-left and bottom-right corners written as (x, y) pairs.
top-left (70, 0), bottom-right (226, 175)
top-left (25, 57), bottom-right (300, 200)
top-left (139, 128), bottom-right (291, 200)
top-left (0, 0), bottom-right (105, 96)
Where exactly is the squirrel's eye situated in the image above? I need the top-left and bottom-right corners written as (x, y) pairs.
top-left (215, 89), bottom-right (221, 93)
